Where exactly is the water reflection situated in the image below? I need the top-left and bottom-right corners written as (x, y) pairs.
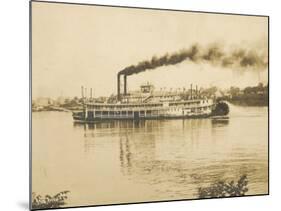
top-left (74, 120), bottom-right (149, 129)
top-left (32, 108), bottom-right (268, 205)
top-left (119, 136), bottom-right (132, 175)
top-left (211, 117), bottom-right (230, 127)
top-left (78, 117), bottom-right (261, 198)
top-left (75, 118), bottom-right (230, 133)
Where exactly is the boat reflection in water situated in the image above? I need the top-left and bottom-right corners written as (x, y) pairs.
top-left (73, 112), bottom-right (267, 201)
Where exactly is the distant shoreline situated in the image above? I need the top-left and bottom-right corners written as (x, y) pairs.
top-left (32, 106), bottom-right (74, 112)
top-left (220, 95), bottom-right (268, 107)
top-left (228, 100), bottom-right (268, 107)
top-left (31, 102), bottom-right (268, 113)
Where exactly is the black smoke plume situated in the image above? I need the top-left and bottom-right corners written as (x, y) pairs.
top-left (118, 43), bottom-right (268, 76)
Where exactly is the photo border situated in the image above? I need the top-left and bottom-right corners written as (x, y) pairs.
top-left (29, 1), bottom-right (270, 210)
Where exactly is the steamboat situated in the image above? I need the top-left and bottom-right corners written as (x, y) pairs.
top-left (72, 74), bottom-right (229, 123)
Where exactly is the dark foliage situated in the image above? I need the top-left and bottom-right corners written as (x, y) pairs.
top-left (198, 175), bottom-right (248, 198)
top-left (32, 191), bottom-right (70, 209)
top-left (221, 83), bottom-right (268, 106)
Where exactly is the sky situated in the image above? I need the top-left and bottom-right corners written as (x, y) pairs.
top-left (32, 2), bottom-right (268, 99)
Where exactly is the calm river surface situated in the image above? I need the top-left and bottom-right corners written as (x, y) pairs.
top-left (32, 104), bottom-right (268, 207)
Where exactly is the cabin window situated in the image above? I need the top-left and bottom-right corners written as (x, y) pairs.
top-left (95, 111), bottom-right (101, 115)
top-left (121, 111), bottom-right (127, 115)
top-left (109, 111), bottom-right (114, 116)
top-left (102, 111), bottom-right (108, 115)
top-left (128, 111), bottom-right (132, 115)
top-left (88, 111), bottom-right (94, 118)
top-left (140, 111), bottom-right (145, 115)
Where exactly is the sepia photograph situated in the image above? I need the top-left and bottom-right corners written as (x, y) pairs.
top-left (30, 1), bottom-right (268, 209)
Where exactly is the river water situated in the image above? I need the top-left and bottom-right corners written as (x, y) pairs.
top-left (32, 104), bottom-right (268, 207)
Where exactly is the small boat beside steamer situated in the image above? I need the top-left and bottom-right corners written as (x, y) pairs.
top-left (72, 81), bottom-right (229, 123)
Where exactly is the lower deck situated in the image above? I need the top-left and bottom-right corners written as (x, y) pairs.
top-left (73, 105), bottom-right (214, 122)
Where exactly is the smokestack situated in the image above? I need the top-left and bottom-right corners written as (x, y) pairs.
top-left (117, 73), bottom-right (121, 101)
top-left (90, 88), bottom-right (93, 99)
top-left (124, 75), bottom-right (127, 95)
top-left (81, 86), bottom-right (84, 98)
top-left (85, 87), bottom-right (87, 99)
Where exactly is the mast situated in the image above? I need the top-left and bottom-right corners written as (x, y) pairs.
top-left (81, 86), bottom-right (84, 98)
top-left (90, 88), bottom-right (93, 100)
top-left (190, 84), bottom-right (193, 99)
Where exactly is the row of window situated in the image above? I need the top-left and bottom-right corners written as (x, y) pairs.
top-left (189, 106), bottom-right (210, 112)
top-left (88, 104), bottom-right (162, 109)
top-left (168, 106), bottom-right (210, 112)
top-left (169, 100), bottom-right (209, 107)
top-left (89, 106), bottom-right (211, 117)
top-left (169, 101), bottom-right (200, 106)
top-left (92, 110), bottom-right (159, 116)
top-left (88, 102), bottom-right (210, 110)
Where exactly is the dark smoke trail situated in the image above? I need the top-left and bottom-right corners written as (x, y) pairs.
top-left (222, 48), bottom-right (268, 69)
top-left (118, 43), bottom-right (268, 76)
top-left (119, 44), bottom-right (200, 76)
top-left (202, 45), bottom-right (224, 62)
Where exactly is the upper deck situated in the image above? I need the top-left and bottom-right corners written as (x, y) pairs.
top-left (85, 98), bottom-right (214, 111)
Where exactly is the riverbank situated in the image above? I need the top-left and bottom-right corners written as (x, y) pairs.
top-left (220, 95), bottom-right (268, 107)
top-left (32, 105), bottom-right (75, 112)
